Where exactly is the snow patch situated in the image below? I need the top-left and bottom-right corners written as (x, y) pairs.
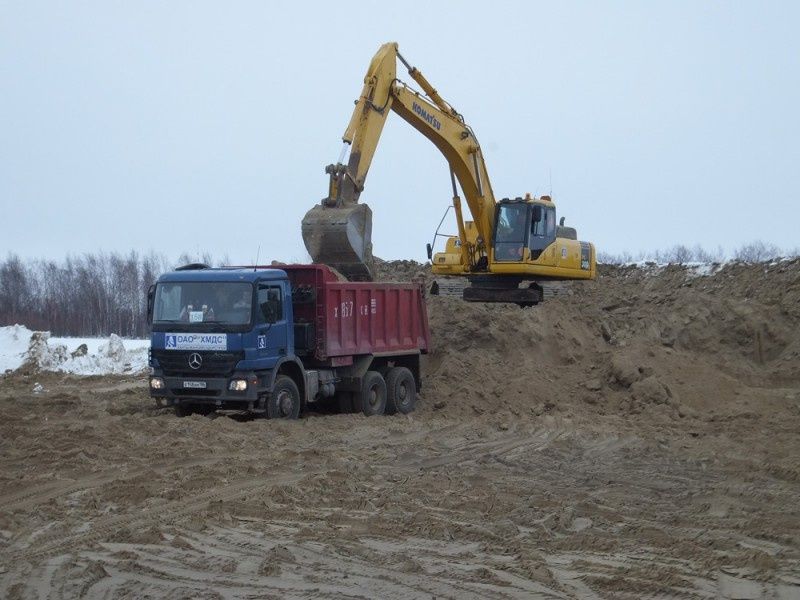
top-left (0, 324), bottom-right (34, 373)
top-left (611, 261), bottom-right (725, 279)
top-left (1, 325), bottom-right (149, 376)
top-left (684, 262), bottom-right (723, 278)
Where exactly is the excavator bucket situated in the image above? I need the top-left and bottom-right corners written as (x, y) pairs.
top-left (301, 203), bottom-right (375, 281)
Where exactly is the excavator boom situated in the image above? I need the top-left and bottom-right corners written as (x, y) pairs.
top-left (300, 44), bottom-right (396, 280)
top-left (302, 42), bottom-right (495, 280)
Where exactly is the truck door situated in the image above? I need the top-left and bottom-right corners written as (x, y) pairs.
top-left (255, 282), bottom-right (289, 359)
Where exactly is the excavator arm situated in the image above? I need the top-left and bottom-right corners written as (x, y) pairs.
top-left (302, 42), bottom-right (496, 280)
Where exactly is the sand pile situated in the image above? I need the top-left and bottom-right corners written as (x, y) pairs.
top-left (373, 259), bottom-right (800, 423)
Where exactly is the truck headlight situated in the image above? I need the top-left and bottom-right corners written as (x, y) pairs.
top-left (150, 377), bottom-right (165, 390)
top-left (229, 379), bottom-right (247, 391)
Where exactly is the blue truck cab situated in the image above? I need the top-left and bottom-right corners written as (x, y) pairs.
top-left (148, 265), bottom-right (308, 418)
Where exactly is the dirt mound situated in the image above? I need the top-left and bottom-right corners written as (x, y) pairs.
top-left (1, 259), bottom-right (798, 598)
top-left (373, 256), bottom-right (431, 284)
top-left (373, 259), bottom-right (800, 424)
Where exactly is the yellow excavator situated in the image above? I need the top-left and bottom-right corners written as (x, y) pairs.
top-left (302, 42), bottom-right (596, 304)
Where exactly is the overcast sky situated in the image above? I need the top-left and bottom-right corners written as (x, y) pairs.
top-left (2, 1), bottom-right (798, 264)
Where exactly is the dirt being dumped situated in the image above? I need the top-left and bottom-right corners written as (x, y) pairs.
top-left (1, 261), bottom-right (799, 599)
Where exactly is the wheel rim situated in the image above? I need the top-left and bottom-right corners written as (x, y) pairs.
top-left (368, 385), bottom-right (379, 407)
top-left (277, 390), bottom-right (293, 416)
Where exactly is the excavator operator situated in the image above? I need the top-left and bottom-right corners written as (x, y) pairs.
top-left (496, 207), bottom-right (527, 260)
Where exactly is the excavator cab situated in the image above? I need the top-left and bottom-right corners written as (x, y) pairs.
top-left (492, 198), bottom-right (557, 262)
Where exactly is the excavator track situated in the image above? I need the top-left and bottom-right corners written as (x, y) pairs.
top-left (431, 277), bottom-right (569, 304)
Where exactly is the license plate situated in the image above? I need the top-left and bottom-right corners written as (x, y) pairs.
top-left (183, 381), bottom-right (207, 389)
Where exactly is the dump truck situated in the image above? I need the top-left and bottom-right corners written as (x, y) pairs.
top-left (147, 263), bottom-right (430, 418)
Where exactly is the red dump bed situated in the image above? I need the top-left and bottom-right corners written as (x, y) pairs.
top-left (282, 265), bottom-right (430, 363)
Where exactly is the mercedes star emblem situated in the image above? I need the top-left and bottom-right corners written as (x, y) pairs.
top-left (188, 353), bottom-right (203, 370)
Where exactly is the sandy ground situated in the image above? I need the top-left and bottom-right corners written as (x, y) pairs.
top-left (1, 261), bottom-right (799, 599)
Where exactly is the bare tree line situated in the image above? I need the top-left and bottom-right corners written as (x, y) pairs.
top-left (2, 243), bottom-right (797, 338)
top-left (597, 241), bottom-right (800, 265)
top-left (0, 251), bottom-right (222, 338)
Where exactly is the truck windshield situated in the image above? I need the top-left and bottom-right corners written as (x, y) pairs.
top-left (153, 282), bottom-right (253, 325)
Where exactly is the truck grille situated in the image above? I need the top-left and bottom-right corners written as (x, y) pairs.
top-left (152, 350), bottom-right (243, 377)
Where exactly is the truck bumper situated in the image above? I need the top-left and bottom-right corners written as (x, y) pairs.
top-left (149, 370), bottom-right (272, 411)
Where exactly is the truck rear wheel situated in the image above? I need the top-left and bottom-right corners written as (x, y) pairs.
top-left (357, 370), bottom-right (387, 416)
top-left (385, 367), bottom-right (416, 415)
top-left (266, 375), bottom-right (301, 420)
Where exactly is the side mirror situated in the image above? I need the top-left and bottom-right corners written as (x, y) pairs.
top-left (146, 285), bottom-right (155, 324)
top-left (559, 216), bottom-right (565, 226)
top-left (426, 243), bottom-right (433, 260)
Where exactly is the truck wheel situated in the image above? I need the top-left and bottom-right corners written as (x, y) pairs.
top-left (267, 375), bottom-right (301, 419)
top-left (385, 367), bottom-right (416, 415)
top-left (174, 403), bottom-right (192, 417)
top-left (358, 370), bottom-right (387, 416)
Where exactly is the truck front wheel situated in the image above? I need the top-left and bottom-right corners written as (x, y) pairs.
top-left (386, 367), bottom-right (417, 415)
top-left (358, 370), bottom-right (387, 417)
top-left (266, 375), bottom-right (301, 420)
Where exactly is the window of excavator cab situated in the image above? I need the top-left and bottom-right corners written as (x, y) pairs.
top-left (495, 204), bottom-right (528, 261)
top-left (531, 205), bottom-right (556, 238)
top-left (496, 204), bottom-right (528, 242)
top-left (532, 205), bottom-right (545, 237)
